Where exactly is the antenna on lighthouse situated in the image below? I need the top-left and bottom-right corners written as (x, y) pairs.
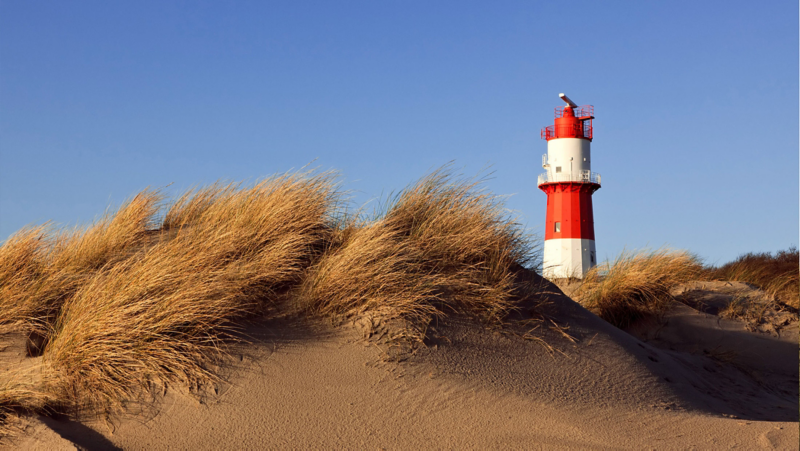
top-left (559, 93), bottom-right (578, 108)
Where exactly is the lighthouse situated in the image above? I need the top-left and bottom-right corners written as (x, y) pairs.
top-left (538, 93), bottom-right (601, 279)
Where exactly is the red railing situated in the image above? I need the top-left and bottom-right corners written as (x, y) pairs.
top-left (540, 121), bottom-right (593, 140)
top-left (541, 104), bottom-right (594, 140)
top-left (555, 105), bottom-right (593, 118)
top-left (541, 125), bottom-right (556, 140)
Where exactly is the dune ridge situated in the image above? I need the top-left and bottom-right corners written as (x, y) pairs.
top-left (0, 166), bottom-right (797, 449)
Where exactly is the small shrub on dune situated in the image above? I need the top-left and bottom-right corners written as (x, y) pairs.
top-left (706, 247), bottom-right (799, 310)
top-left (381, 168), bottom-right (535, 322)
top-left (574, 249), bottom-right (704, 328)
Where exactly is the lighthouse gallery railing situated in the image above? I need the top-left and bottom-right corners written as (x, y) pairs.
top-left (537, 170), bottom-right (601, 186)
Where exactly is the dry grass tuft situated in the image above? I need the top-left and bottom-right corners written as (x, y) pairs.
top-left (295, 222), bottom-right (444, 341)
top-left (716, 289), bottom-right (798, 334)
top-left (574, 249), bottom-right (704, 328)
top-left (0, 171), bottom-right (337, 423)
top-left (296, 167), bottom-right (536, 340)
top-left (718, 293), bottom-right (770, 323)
top-left (381, 168), bottom-right (534, 322)
top-left (0, 375), bottom-right (57, 413)
top-left (0, 367), bottom-right (59, 438)
top-left (0, 191), bottom-right (164, 335)
top-left (40, 172), bottom-right (337, 414)
top-left (706, 247), bottom-right (798, 310)
top-left (0, 226), bottom-right (50, 326)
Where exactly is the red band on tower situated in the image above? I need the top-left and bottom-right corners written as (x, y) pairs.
top-left (539, 182), bottom-right (599, 240)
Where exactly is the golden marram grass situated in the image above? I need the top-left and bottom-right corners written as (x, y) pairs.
top-left (0, 166), bottom-right (536, 432)
top-left (572, 248), bottom-right (704, 328)
top-left (3, 165), bottom-right (795, 439)
top-left (297, 168), bottom-right (535, 340)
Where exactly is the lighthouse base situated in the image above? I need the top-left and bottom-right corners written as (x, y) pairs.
top-left (542, 238), bottom-right (596, 279)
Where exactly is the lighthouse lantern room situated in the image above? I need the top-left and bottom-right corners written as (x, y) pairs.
top-left (538, 93), bottom-right (601, 279)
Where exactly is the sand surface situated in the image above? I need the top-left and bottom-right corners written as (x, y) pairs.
top-left (3, 275), bottom-right (798, 450)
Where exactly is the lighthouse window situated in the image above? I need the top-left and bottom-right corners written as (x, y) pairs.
top-left (554, 222), bottom-right (561, 233)
top-left (555, 166), bottom-right (562, 173)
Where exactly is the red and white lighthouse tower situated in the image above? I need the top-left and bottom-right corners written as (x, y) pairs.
top-left (538, 93), bottom-right (601, 279)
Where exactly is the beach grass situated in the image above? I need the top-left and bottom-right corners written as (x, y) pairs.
top-left (705, 247), bottom-right (798, 310)
top-left (297, 168), bottom-right (535, 340)
top-left (381, 169), bottom-right (534, 321)
top-left (0, 191), bottom-right (163, 333)
top-left (295, 221), bottom-right (445, 341)
top-left (573, 249), bottom-right (704, 328)
top-left (0, 167), bottom-right (535, 431)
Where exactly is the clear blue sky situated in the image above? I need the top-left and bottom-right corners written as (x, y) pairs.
top-left (1, 1), bottom-right (797, 265)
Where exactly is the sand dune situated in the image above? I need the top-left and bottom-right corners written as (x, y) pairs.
top-left (4, 273), bottom-right (798, 450)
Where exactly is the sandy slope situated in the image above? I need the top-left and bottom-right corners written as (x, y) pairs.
top-left (4, 274), bottom-right (799, 450)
